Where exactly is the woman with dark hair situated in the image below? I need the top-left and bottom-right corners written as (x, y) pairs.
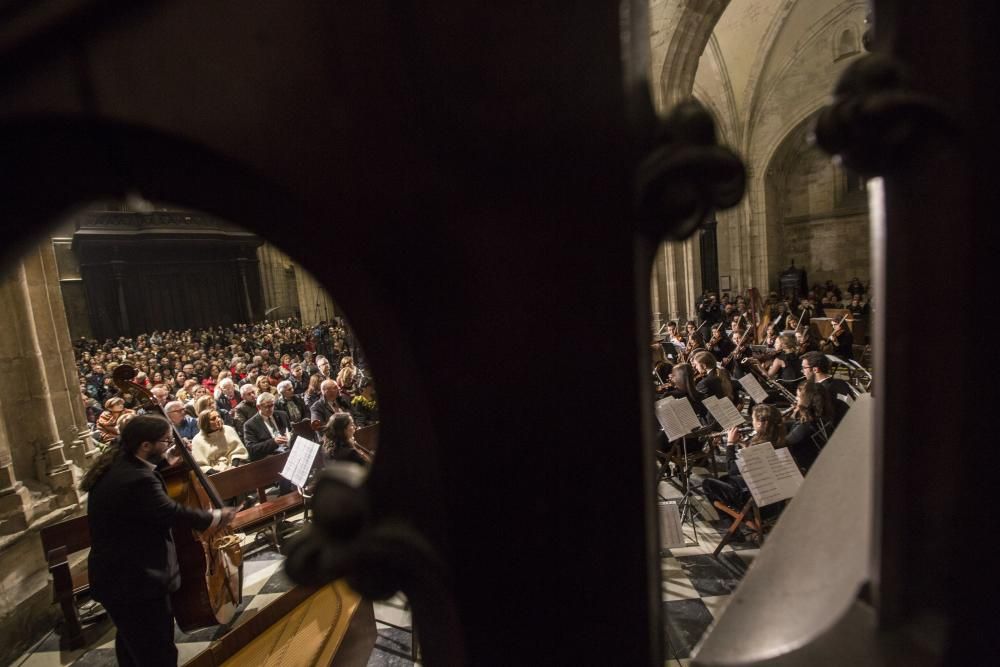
top-left (303, 373), bottom-right (324, 409)
top-left (786, 379), bottom-right (835, 472)
top-left (701, 404), bottom-right (788, 519)
top-left (322, 413), bottom-right (371, 465)
top-left (82, 415), bottom-right (235, 667)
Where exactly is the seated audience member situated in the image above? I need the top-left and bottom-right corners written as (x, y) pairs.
top-left (275, 380), bottom-right (308, 424)
top-left (165, 400), bottom-right (199, 443)
top-left (310, 379), bottom-right (351, 430)
top-left (316, 355), bottom-right (332, 380)
top-left (322, 413), bottom-right (371, 465)
top-left (336, 356), bottom-right (359, 394)
top-left (303, 373), bottom-right (323, 409)
top-left (215, 377), bottom-right (239, 421)
top-left (351, 381), bottom-right (379, 427)
top-left (243, 392), bottom-right (291, 461)
top-left (191, 410), bottom-right (249, 473)
top-left (289, 363), bottom-right (309, 394)
top-left (232, 384), bottom-right (258, 441)
top-left (95, 397), bottom-right (136, 445)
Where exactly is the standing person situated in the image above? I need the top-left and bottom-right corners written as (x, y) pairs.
top-left (80, 415), bottom-right (236, 666)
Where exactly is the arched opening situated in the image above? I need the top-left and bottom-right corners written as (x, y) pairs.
top-left (646, 1), bottom-right (875, 662)
top-left (0, 118), bottom-right (418, 665)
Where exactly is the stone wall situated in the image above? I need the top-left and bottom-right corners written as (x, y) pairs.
top-left (0, 244), bottom-right (96, 665)
top-left (257, 243), bottom-right (339, 327)
top-left (768, 124), bottom-right (871, 289)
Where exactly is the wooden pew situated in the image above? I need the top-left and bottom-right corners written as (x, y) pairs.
top-left (38, 514), bottom-right (98, 648)
top-left (208, 452), bottom-right (304, 551)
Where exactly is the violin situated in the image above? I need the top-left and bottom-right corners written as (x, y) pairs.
top-left (112, 365), bottom-right (243, 631)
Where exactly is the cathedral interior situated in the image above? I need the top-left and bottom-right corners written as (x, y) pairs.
top-left (0, 0), bottom-right (996, 665)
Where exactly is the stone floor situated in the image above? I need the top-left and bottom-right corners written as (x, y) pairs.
top-left (11, 511), bottom-right (418, 667)
top-left (12, 476), bottom-right (757, 667)
top-left (658, 471), bottom-right (761, 665)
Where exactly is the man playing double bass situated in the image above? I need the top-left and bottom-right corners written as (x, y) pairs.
top-left (80, 415), bottom-right (236, 666)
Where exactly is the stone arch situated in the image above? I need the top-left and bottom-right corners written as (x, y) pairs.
top-left (656, 0), bottom-right (731, 109)
top-left (0, 113), bottom-right (434, 522)
top-left (834, 23), bottom-right (861, 60)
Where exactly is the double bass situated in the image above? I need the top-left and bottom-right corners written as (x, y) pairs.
top-left (112, 365), bottom-right (243, 631)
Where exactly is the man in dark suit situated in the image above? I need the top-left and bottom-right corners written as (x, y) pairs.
top-left (243, 392), bottom-right (291, 461)
top-left (309, 378), bottom-right (351, 430)
top-left (84, 415), bottom-right (235, 667)
top-left (231, 383), bottom-right (258, 441)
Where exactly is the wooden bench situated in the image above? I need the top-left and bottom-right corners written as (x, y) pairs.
top-left (209, 452), bottom-right (305, 551)
top-left (39, 514), bottom-right (100, 649)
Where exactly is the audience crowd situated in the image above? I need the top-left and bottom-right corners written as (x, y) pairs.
top-left (75, 318), bottom-right (377, 467)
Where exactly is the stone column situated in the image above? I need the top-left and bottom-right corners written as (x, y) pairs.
top-left (0, 407), bottom-right (33, 534)
top-left (650, 264), bottom-right (662, 337)
top-left (236, 257), bottom-right (255, 323)
top-left (110, 259), bottom-right (130, 333)
top-left (0, 262), bottom-right (79, 509)
top-left (23, 243), bottom-right (97, 468)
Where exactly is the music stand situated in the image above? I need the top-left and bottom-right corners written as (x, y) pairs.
top-left (657, 426), bottom-right (713, 548)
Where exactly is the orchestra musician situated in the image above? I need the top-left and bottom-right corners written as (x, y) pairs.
top-left (795, 321), bottom-right (823, 354)
top-left (825, 315), bottom-right (854, 359)
top-left (765, 333), bottom-right (803, 387)
top-left (80, 416), bottom-right (237, 666)
top-left (722, 327), bottom-right (748, 379)
top-left (685, 331), bottom-right (707, 362)
top-left (707, 323), bottom-right (735, 363)
top-left (691, 350), bottom-right (736, 403)
top-left (700, 404), bottom-right (787, 525)
top-left (800, 351), bottom-right (852, 428)
top-left (785, 379), bottom-right (835, 472)
top-left (665, 363), bottom-right (707, 420)
top-left (763, 323), bottom-right (780, 349)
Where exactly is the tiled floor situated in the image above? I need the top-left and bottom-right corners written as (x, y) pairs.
top-left (12, 513), bottom-right (417, 667)
top-left (14, 478), bottom-right (755, 667)
top-left (658, 469), bottom-right (761, 664)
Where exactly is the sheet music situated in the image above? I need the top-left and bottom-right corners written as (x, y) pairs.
top-left (654, 397), bottom-right (702, 442)
top-left (658, 501), bottom-right (686, 549)
top-left (702, 396), bottom-right (745, 431)
top-left (738, 374), bottom-right (769, 404)
top-left (280, 436), bottom-right (320, 488)
top-left (735, 442), bottom-right (803, 507)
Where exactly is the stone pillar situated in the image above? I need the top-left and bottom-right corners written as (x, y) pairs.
top-left (0, 408), bottom-right (33, 534)
top-left (0, 263), bottom-right (80, 509)
top-left (650, 265), bottom-right (662, 336)
top-left (23, 243), bottom-right (95, 469)
top-left (654, 239), bottom-right (702, 325)
top-left (110, 259), bottom-right (130, 333)
top-left (295, 264), bottom-right (337, 326)
top-left (236, 257), bottom-right (255, 323)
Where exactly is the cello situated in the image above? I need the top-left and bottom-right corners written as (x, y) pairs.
top-left (112, 365), bottom-right (243, 631)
